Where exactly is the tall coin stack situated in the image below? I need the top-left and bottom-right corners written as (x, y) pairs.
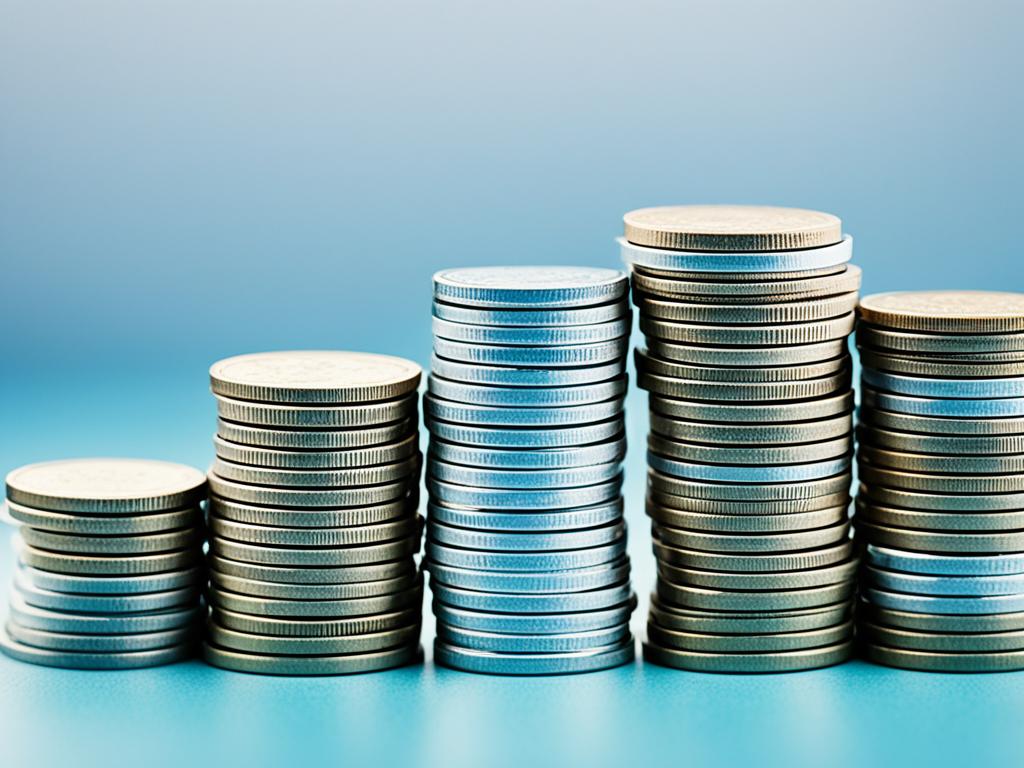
top-left (2, 459), bottom-right (206, 669)
top-left (855, 291), bottom-right (1024, 672)
top-left (621, 205), bottom-right (861, 672)
top-left (203, 351), bottom-right (425, 675)
top-left (425, 267), bottom-right (636, 675)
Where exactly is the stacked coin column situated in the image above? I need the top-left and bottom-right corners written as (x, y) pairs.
top-left (203, 351), bottom-right (425, 675)
top-left (621, 205), bottom-right (861, 673)
top-left (424, 267), bottom-right (636, 675)
top-left (855, 292), bottom-right (1024, 672)
top-left (2, 459), bottom-right (206, 669)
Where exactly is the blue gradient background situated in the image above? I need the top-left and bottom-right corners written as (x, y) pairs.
top-left (2, 2), bottom-right (1023, 767)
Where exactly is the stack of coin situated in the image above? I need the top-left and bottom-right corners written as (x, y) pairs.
top-left (425, 267), bottom-right (636, 674)
top-left (203, 351), bottom-right (425, 675)
top-left (621, 205), bottom-right (861, 672)
top-left (2, 458), bottom-right (206, 669)
top-left (855, 291), bottom-right (1024, 672)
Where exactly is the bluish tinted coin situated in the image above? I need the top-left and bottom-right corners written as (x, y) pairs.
top-left (866, 544), bottom-right (1024, 576)
top-left (433, 337), bottom-right (628, 368)
top-left (428, 436), bottom-right (626, 470)
top-left (427, 499), bottom-right (624, 531)
top-left (431, 317), bottom-right (630, 346)
top-left (862, 368), bottom-right (1024, 399)
top-left (430, 355), bottom-right (625, 387)
top-left (426, 559), bottom-right (630, 594)
top-left (619, 235), bottom-right (853, 273)
top-left (425, 395), bottom-right (624, 427)
top-left (432, 582), bottom-right (633, 614)
top-left (428, 519), bottom-right (625, 552)
top-left (426, 539), bottom-right (626, 572)
top-left (433, 266), bottom-right (628, 308)
top-left (434, 637), bottom-right (634, 675)
top-left (433, 598), bottom-right (636, 634)
top-left (865, 566), bottom-right (1024, 597)
top-left (861, 385), bottom-right (1024, 418)
top-left (432, 300), bottom-right (628, 327)
top-left (647, 452), bottom-right (851, 483)
top-left (428, 459), bottom-right (622, 490)
top-left (427, 375), bottom-right (628, 407)
top-left (865, 587), bottom-right (1024, 615)
top-left (1, 632), bottom-right (195, 669)
top-left (14, 561), bottom-right (202, 595)
top-left (437, 623), bottom-right (631, 653)
top-left (427, 476), bottom-right (622, 510)
top-left (426, 417), bottom-right (624, 448)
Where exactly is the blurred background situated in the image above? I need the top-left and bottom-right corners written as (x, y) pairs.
top-left (1, 2), bottom-right (1023, 767)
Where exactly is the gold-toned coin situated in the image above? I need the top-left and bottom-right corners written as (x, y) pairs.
top-left (623, 205), bottom-right (842, 251)
top-left (859, 291), bottom-right (1024, 334)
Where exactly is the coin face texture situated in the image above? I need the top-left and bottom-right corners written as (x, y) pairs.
top-left (433, 266), bottom-right (627, 307)
top-left (210, 350), bottom-right (421, 404)
top-left (623, 205), bottom-right (842, 251)
top-left (859, 291), bottom-right (1024, 333)
top-left (6, 459), bottom-right (206, 513)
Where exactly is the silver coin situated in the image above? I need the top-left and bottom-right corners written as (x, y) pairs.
top-left (210, 455), bottom-right (419, 489)
top-left (858, 445), bottom-right (1024, 475)
top-left (858, 520), bottom-right (1024, 554)
top-left (657, 579), bottom-right (855, 612)
top-left (863, 368), bottom-right (1024, 399)
top-left (427, 499), bottom-right (624, 532)
top-left (655, 519), bottom-right (850, 554)
top-left (649, 502), bottom-right (849, 534)
top-left (203, 642), bottom-right (421, 675)
top-left (1, 632), bottom-right (195, 669)
top-left (427, 375), bottom-right (628, 407)
top-left (427, 559), bottom-right (630, 594)
top-left (208, 496), bottom-right (415, 528)
top-left (8, 594), bottom-right (200, 634)
top-left (18, 526), bottom-right (200, 556)
top-left (437, 623), bottom-right (630, 654)
top-left (208, 514), bottom-right (422, 548)
top-left (861, 385), bottom-right (1024, 418)
top-left (212, 605), bottom-right (421, 638)
top-left (640, 313), bottom-right (855, 347)
top-left (209, 350), bottom-right (421, 405)
top-left (4, 500), bottom-right (201, 536)
top-left (638, 370), bottom-right (850, 403)
top-left (649, 433), bottom-right (851, 466)
top-left (649, 391), bottom-right (854, 424)
top-left (643, 639), bottom-right (853, 673)
top-left (855, 499), bottom-right (1024, 532)
top-left (210, 569), bottom-right (418, 600)
top-left (860, 600), bottom-right (1024, 633)
top-left (862, 622), bottom-right (1024, 654)
top-left (210, 534), bottom-right (420, 567)
top-left (619, 235), bottom-right (853, 272)
top-left (632, 266), bottom-right (861, 303)
top-left (208, 554), bottom-right (416, 585)
top-left (212, 433), bottom-right (418, 469)
top-left (13, 575), bottom-right (198, 614)
top-left (430, 355), bottom-right (625, 387)
top-left (645, 338), bottom-right (847, 367)
top-left (208, 473), bottom-right (412, 507)
top-left (428, 436), bottom-right (626, 470)
top-left (648, 595), bottom-right (851, 635)
top-left (208, 584), bottom-right (423, 618)
top-left (857, 426), bottom-right (1024, 456)
top-left (425, 394), bottom-right (624, 427)
top-left (426, 539), bottom-right (625, 572)
top-left (435, 638), bottom-right (634, 675)
top-left (648, 469), bottom-right (851, 503)
top-left (15, 561), bottom-right (202, 595)
top-left (207, 621), bottom-right (421, 656)
top-left (651, 489), bottom-right (850, 516)
top-left (428, 519), bottom-right (625, 552)
top-left (427, 476), bottom-right (621, 510)
top-left (647, 619), bottom-right (853, 654)
top-left (654, 538), bottom-right (854, 574)
top-left (864, 566), bottom-right (1024, 597)
top-left (858, 484), bottom-right (1024, 512)
top-left (17, 540), bottom-right (201, 576)
top-left (866, 544), bottom-right (1024, 576)
top-left (636, 348), bottom-right (848, 383)
top-left (433, 266), bottom-right (628, 308)
top-left (215, 393), bottom-right (417, 429)
top-left (658, 558), bottom-right (857, 592)
top-left (432, 582), bottom-right (632, 614)
top-left (426, 417), bottom-right (624, 448)
top-left (217, 417), bottom-right (418, 449)
top-left (865, 587), bottom-right (1024, 615)
top-left (857, 325), bottom-right (1024, 355)
top-left (648, 452), bottom-right (850, 483)
top-left (5, 459), bottom-right (206, 514)
top-left (433, 596), bottom-right (637, 634)
top-left (432, 300), bottom-right (628, 327)
top-left (857, 463), bottom-right (1024, 494)
top-left (433, 337), bottom-right (628, 368)
top-left (428, 459), bottom-right (621, 490)
top-left (431, 316), bottom-right (629, 346)
top-left (859, 349), bottom-right (1024, 379)
top-left (635, 293), bottom-right (857, 325)
top-left (6, 621), bottom-right (195, 653)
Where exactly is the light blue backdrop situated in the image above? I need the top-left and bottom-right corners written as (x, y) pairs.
top-left (1, 2), bottom-right (1022, 767)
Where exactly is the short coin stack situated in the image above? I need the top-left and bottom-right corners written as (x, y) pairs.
top-left (621, 205), bottom-right (861, 672)
top-left (425, 266), bottom-right (636, 675)
top-left (2, 459), bottom-right (206, 669)
top-left (856, 291), bottom-right (1024, 672)
top-left (204, 351), bottom-right (425, 675)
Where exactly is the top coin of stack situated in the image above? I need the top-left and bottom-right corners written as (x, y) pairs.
top-left (2, 458), bottom-right (206, 669)
top-left (203, 351), bottom-right (426, 675)
top-left (855, 291), bottom-right (1024, 672)
top-left (424, 266), bottom-right (637, 675)
top-left (621, 205), bottom-right (861, 673)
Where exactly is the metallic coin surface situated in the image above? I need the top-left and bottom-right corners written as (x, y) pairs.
top-left (210, 351), bottom-right (422, 404)
top-left (858, 291), bottom-right (1024, 334)
top-left (433, 266), bottom-right (628, 308)
top-left (434, 638), bottom-right (634, 675)
top-left (6, 459), bottom-right (206, 513)
top-left (622, 205), bottom-right (843, 252)
top-left (643, 639), bottom-right (853, 673)
top-left (0, 633), bottom-right (195, 670)
top-left (203, 642), bottom-right (421, 675)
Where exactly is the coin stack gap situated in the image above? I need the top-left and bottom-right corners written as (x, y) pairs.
top-left (855, 291), bottom-right (1024, 672)
top-left (1, 459), bottom-right (206, 669)
top-left (425, 266), bottom-right (636, 675)
top-left (621, 205), bottom-right (861, 673)
top-left (203, 351), bottom-right (425, 675)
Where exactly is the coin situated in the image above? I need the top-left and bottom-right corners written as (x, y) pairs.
top-left (649, 391), bottom-right (853, 424)
top-left (1, 633), bottom-right (195, 669)
top-left (863, 643), bottom-right (1024, 672)
top-left (6, 459), bottom-right (206, 513)
top-left (210, 570), bottom-right (418, 600)
top-left (433, 337), bottom-right (628, 368)
top-left (645, 338), bottom-right (848, 367)
top-left (427, 375), bottom-right (628, 407)
top-left (208, 496), bottom-right (413, 528)
top-left (857, 325), bottom-right (1024, 355)
top-left (212, 606), bottom-right (421, 638)
top-left (636, 349), bottom-right (847, 383)
top-left (424, 395), bottom-right (624, 427)
top-left (428, 459), bottom-right (621, 490)
top-left (647, 620), bottom-right (852, 654)
top-left (433, 266), bottom-right (628, 308)
top-left (649, 434), bottom-right (851, 465)
top-left (433, 601), bottom-right (635, 635)
top-left (434, 638), bottom-right (634, 675)
top-left (643, 639), bottom-right (852, 673)
top-left (429, 436), bottom-right (626, 470)
top-left (427, 499), bottom-right (624, 531)
top-left (426, 417), bottom-right (624, 448)
top-left (631, 264), bottom-right (861, 302)
top-left (6, 622), bottom-right (195, 653)
top-left (640, 314), bottom-right (855, 347)
top-left (862, 622), bottom-right (1024, 653)
top-left (217, 417), bottom-right (417, 449)
top-left (648, 596), bottom-right (851, 635)
top-left (207, 621), bottom-right (421, 656)
top-left (863, 368), bottom-right (1024, 399)
top-left (431, 316), bottom-right (629, 345)
top-left (431, 300), bottom-right (628, 326)
top-left (209, 585), bottom-right (423, 618)
top-left (622, 205), bottom-right (843, 251)
top-left (210, 351), bottom-right (422, 404)
top-left (18, 526), bottom-right (200, 556)
top-left (635, 293), bottom-right (857, 324)
top-left (858, 291), bottom-right (1024, 334)
top-left (208, 514), bottom-right (421, 548)
top-left (430, 355), bottom-right (625, 387)
top-left (437, 623), bottom-right (630, 654)
top-left (622, 235), bottom-right (853, 273)
top-left (210, 455), bottom-right (419, 488)
top-left (649, 503), bottom-right (849, 534)
top-left (651, 413), bottom-right (851, 445)
top-left (428, 519), bottom-right (624, 552)
top-left (427, 560), bottom-right (630, 594)
top-left (203, 642), bottom-right (421, 675)
top-left (5, 500), bottom-right (201, 535)
top-left (215, 393), bottom-right (418, 429)
top-left (212, 433), bottom-right (418, 469)
top-left (638, 370), bottom-right (850, 402)
top-left (426, 539), bottom-right (626, 573)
